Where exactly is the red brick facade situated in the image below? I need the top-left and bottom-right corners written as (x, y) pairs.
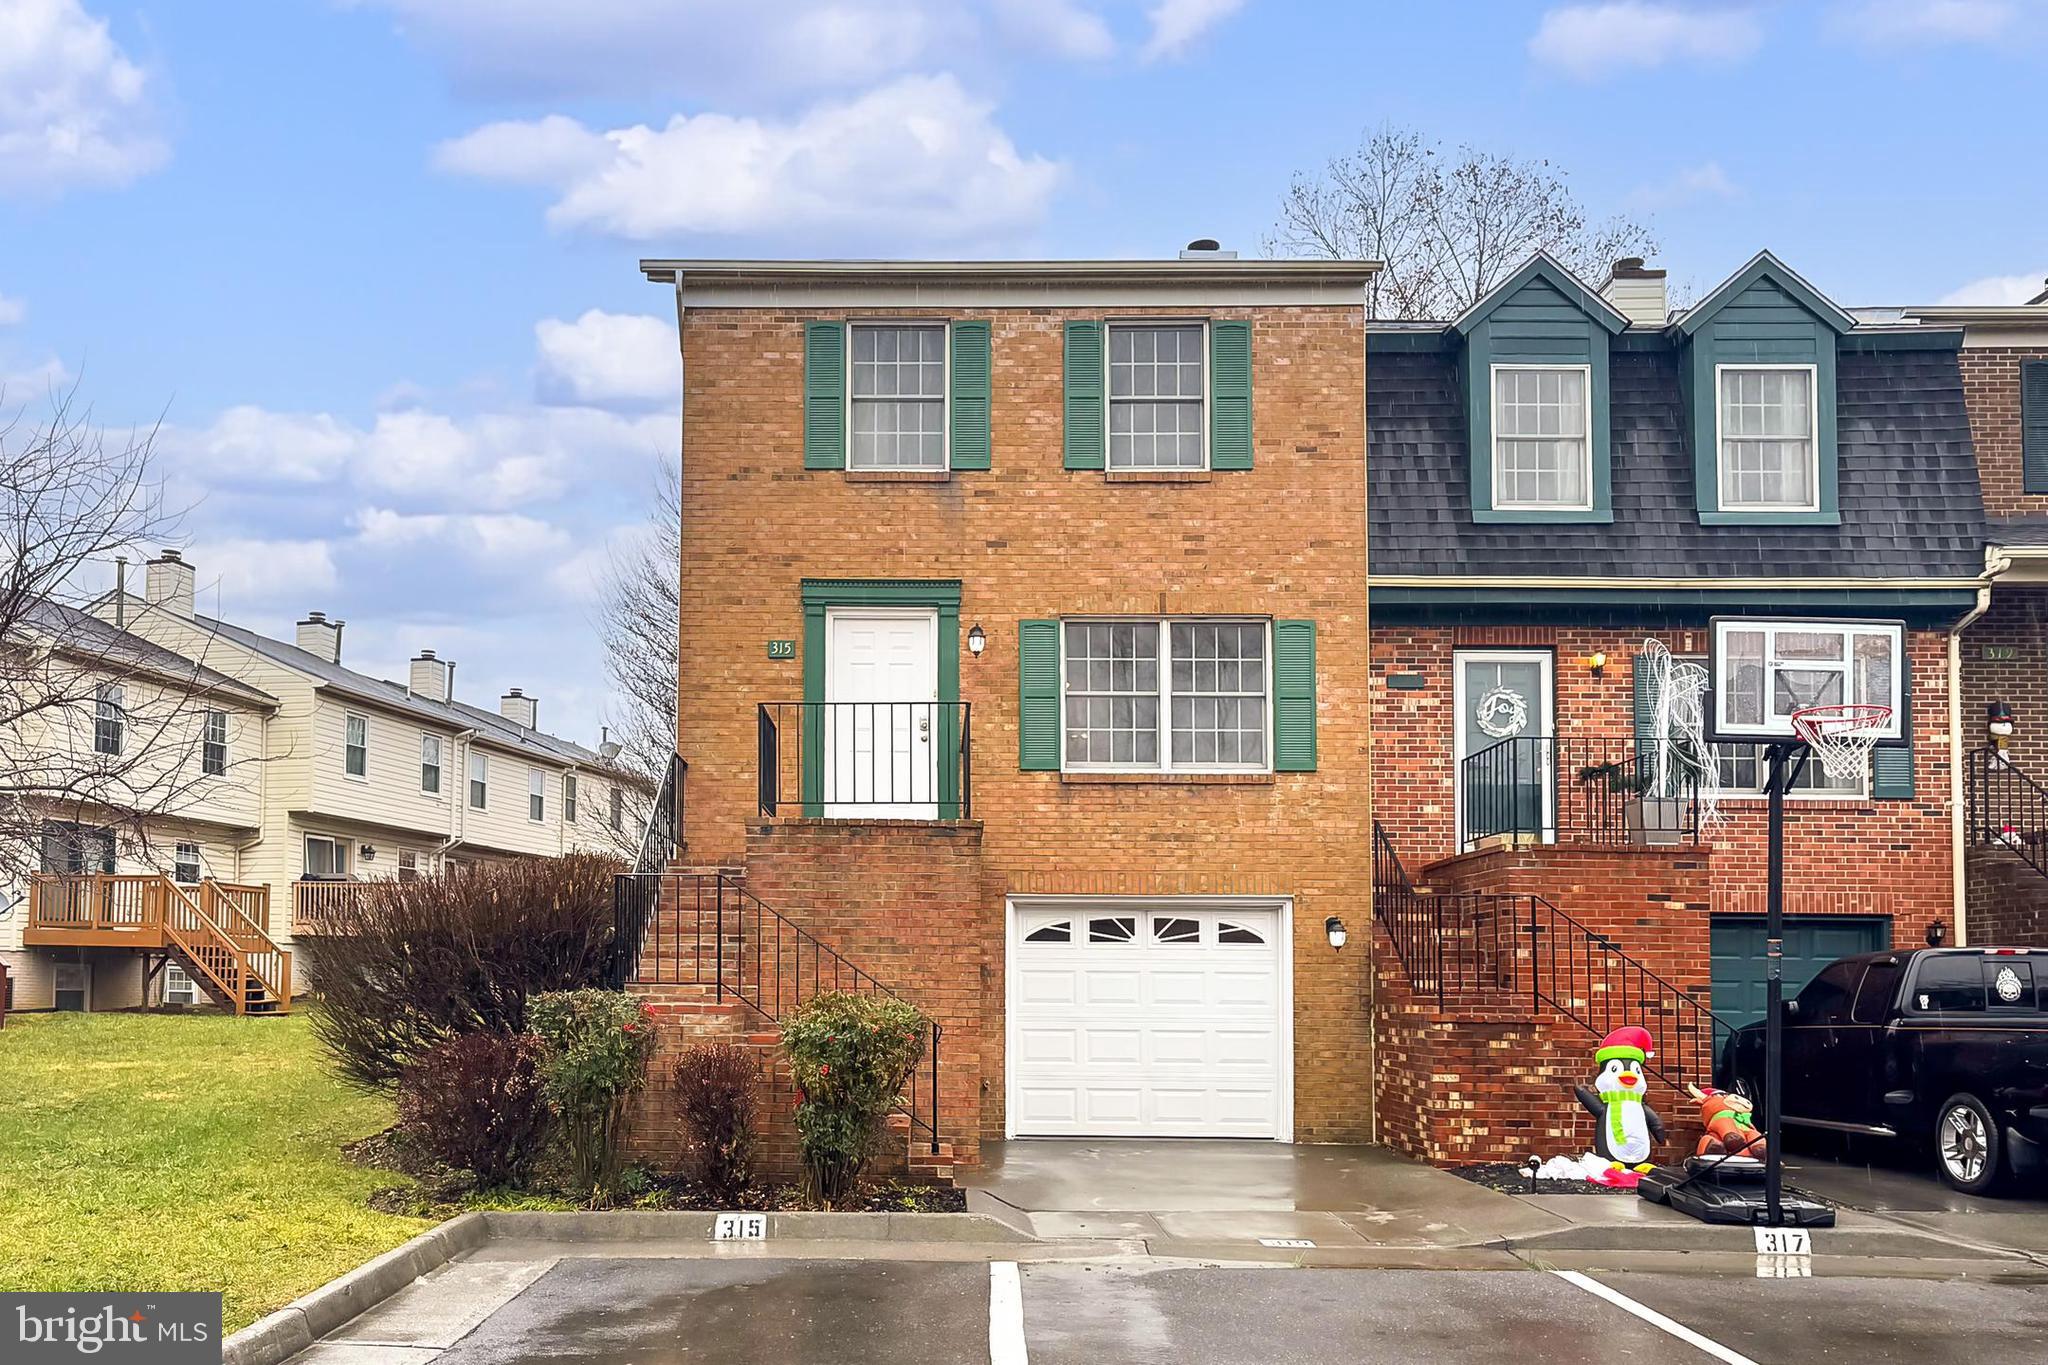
top-left (1959, 345), bottom-right (2048, 517)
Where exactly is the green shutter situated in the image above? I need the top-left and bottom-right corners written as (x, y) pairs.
top-left (1063, 322), bottom-right (1105, 470)
top-left (1273, 620), bottom-right (1317, 772)
top-left (1632, 652), bottom-right (1662, 785)
top-left (1872, 743), bottom-right (1914, 800)
top-left (1019, 620), bottom-right (1061, 770)
top-left (2024, 360), bottom-right (2048, 495)
top-left (950, 321), bottom-right (991, 471)
top-left (803, 322), bottom-right (845, 470)
top-left (1210, 320), bottom-right (1253, 471)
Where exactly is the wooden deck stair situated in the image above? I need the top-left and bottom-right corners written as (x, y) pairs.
top-left (24, 873), bottom-right (292, 1016)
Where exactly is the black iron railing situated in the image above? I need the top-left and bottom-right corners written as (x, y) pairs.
top-left (1372, 821), bottom-right (1728, 1090)
top-left (612, 870), bottom-right (942, 1154)
top-left (605, 753), bottom-right (684, 991)
top-left (1966, 747), bottom-right (2048, 884)
top-left (757, 701), bottom-right (972, 820)
top-left (1459, 735), bottom-right (1700, 849)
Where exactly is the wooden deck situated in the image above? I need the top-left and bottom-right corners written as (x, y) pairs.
top-left (23, 874), bottom-right (291, 1014)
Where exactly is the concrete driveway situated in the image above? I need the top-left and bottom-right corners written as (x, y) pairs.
top-left (1782, 1137), bottom-right (2048, 1254)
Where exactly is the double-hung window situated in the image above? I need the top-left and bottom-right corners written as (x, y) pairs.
top-left (397, 849), bottom-right (420, 882)
top-left (343, 713), bottom-right (368, 778)
top-left (610, 787), bottom-right (624, 831)
top-left (420, 735), bottom-right (442, 794)
top-left (1061, 619), bottom-right (1269, 771)
top-left (564, 774), bottom-right (578, 823)
top-left (1108, 323), bottom-right (1205, 470)
top-left (528, 768), bottom-right (546, 822)
top-left (1491, 365), bottom-right (1591, 510)
top-left (202, 709), bottom-right (227, 775)
top-left (1716, 365), bottom-right (1817, 511)
top-left (469, 752), bottom-right (488, 810)
top-left (94, 683), bottom-right (124, 756)
top-left (173, 841), bottom-right (201, 884)
top-left (850, 323), bottom-right (946, 470)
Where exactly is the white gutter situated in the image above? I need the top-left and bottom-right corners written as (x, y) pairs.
top-left (434, 728), bottom-right (479, 865)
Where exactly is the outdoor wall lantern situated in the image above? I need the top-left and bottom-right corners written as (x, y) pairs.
top-left (1586, 651), bottom-right (1608, 680)
top-left (967, 623), bottom-right (987, 658)
top-left (1927, 919), bottom-right (1948, 947)
top-left (1325, 916), bottom-right (1348, 950)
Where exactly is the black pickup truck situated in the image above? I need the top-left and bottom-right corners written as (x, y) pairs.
top-left (1718, 947), bottom-right (2048, 1193)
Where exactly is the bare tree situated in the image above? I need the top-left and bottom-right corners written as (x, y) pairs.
top-left (0, 383), bottom-right (257, 892)
top-left (1270, 125), bottom-right (1659, 321)
top-left (594, 454), bottom-right (679, 836)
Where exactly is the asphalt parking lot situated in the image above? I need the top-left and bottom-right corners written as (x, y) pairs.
top-left (391, 1257), bottom-right (2048, 1365)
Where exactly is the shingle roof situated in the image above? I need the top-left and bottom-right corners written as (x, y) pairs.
top-left (1368, 347), bottom-right (1986, 580)
top-left (1988, 517), bottom-right (2048, 548)
top-left (27, 599), bottom-right (277, 707)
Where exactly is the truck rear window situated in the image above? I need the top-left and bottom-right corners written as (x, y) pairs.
top-left (1910, 954), bottom-right (2041, 1013)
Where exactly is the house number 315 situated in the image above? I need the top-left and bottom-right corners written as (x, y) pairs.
top-left (767, 639), bottom-right (795, 659)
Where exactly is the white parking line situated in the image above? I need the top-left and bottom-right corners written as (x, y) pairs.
top-left (1551, 1270), bottom-right (1760, 1365)
top-left (989, 1261), bottom-right (1029, 1365)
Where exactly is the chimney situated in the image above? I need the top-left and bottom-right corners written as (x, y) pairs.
top-left (296, 611), bottom-right (344, 664)
top-left (409, 649), bottom-right (451, 702)
top-left (1178, 237), bottom-right (1238, 261)
top-left (500, 687), bottom-right (536, 729)
top-left (145, 550), bottom-right (195, 618)
top-left (1600, 257), bottom-right (1668, 327)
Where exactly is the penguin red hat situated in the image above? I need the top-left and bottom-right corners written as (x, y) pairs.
top-left (1595, 1026), bottom-right (1655, 1065)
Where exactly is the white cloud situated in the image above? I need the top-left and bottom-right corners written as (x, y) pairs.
top-left (1529, 3), bottom-right (1762, 80)
top-left (0, 293), bottom-right (23, 325)
top-left (352, 0), bottom-right (957, 101)
top-left (161, 406), bottom-right (359, 484)
top-left (435, 74), bottom-right (1061, 244)
top-left (0, 0), bottom-right (169, 194)
top-left (352, 506), bottom-right (571, 566)
top-left (1938, 270), bottom-right (2048, 306)
top-left (1140, 0), bottom-right (1244, 61)
top-left (534, 310), bottom-right (679, 409)
top-left (1628, 160), bottom-right (1740, 210)
top-left (1830, 0), bottom-right (2016, 45)
top-left (189, 537), bottom-right (339, 610)
top-left (995, 0), bottom-right (1115, 59)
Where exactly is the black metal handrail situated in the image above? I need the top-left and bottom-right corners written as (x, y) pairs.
top-left (606, 754), bottom-right (685, 992)
top-left (1460, 735), bottom-right (1700, 849)
top-left (758, 701), bottom-right (971, 820)
top-left (612, 870), bottom-right (942, 1153)
top-left (1966, 746), bottom-right (2048, 884)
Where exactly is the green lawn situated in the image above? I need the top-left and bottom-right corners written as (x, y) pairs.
top-left (0, 1009), bottom-right (432, 1331)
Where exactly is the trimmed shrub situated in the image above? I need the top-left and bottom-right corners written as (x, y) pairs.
top-left (307, 852), bottom-right (621, 1091)
top-left (781, 992), bottom-right (929, 1207)
top-left (397, 1033), bottom-right (550, 1187)
top-left (530, 989), bottom-right (656, 1204)
top-left (672, 1042), bottom-right (761, 1204)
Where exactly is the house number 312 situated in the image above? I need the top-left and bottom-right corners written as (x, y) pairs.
top-left (767, 640), bottom-right (795, 659)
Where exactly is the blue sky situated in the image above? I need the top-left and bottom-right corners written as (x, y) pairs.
top-left (1, 0), bottom-right (2042, 743)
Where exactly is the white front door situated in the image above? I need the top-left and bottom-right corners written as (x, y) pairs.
top-left (1008, 901), bottom-right (1289, 1138)
top-left (1453, 650), bottom-right (1555, 846)
top-left (826, 610), bottom-right (940, 819)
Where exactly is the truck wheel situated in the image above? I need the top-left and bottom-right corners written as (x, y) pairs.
top-left (1934, 1093), bottom-right (2006, 1195)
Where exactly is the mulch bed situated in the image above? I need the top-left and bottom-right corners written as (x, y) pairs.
top-left (1453, 1162), bottom-right (1635, 1196)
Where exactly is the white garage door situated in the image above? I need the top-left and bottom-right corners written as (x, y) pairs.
top-left (1009, 903), bottom-right (1287, 1138)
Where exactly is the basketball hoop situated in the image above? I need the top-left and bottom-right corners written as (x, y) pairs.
top-left (1790, 703), bottom-right (1893, 782)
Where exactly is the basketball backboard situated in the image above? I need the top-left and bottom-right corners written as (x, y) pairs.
top-left (1703, 616), bottom-right (1906, 746)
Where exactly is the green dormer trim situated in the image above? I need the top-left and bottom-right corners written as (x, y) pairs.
top-left (1677, 252), bottom-right (1850, 527)
top-left (1458, 254), bottom-right (1622, 526)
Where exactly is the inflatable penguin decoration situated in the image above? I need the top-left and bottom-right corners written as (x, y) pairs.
top-left (1573, 1026), bottom-right (1666, 1178)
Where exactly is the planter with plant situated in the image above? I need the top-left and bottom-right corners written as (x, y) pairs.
top-left (530, 989), bottom-right (656, 1205)
top-left (781, 992), bottom-right (930, 1207)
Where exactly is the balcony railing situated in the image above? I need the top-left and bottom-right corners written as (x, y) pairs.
top-left (1459, 735), bottom-right (1700, 850)
top-left (757, 701), bottom-right (972, 820)
top-left (293, 879), bottom-right (371, 934)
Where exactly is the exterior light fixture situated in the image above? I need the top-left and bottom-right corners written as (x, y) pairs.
top-left (967, 624), bottom-right (987, 657)
top-left (1325, 915), bottom-right (1347, 950)
top-left (1588, 651), bottom-right (1608, 679)
top-left (1927, 919), bottom-right (1948, 947)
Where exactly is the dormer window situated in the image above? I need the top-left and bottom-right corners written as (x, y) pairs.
top-left (1491, 365), bottom-right (1592, 511)
top-left (1716, 365), bottom-right (1817, 511)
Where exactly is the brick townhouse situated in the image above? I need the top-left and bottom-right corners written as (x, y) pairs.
top-left (618, 251), bottom-right (1377, 1174)
top-left (1366, 251), bottom-right (1986, 1163)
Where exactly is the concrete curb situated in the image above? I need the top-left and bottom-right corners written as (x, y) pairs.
top-left (221, 1212), bottom-right (489, 1365)
top-left (478, 1209), bottom-right (1033, 1244)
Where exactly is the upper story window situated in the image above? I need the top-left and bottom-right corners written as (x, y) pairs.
top-left (1491, 365), bottom-right (1592, 511)
top-left (610, 786), bottom-right (624, 831)
top-left (469, 751), bottom-right (488, 810)
top-left (1717, 365), bottom-right (1817, 511)
top-left (850, 324), bottom-right (946, 471)
top-left (202, 710), bottom-right (227, 776)
top-left (420, 734), bottom-right (442, 794)
top-left (528, 768), bottom-right (546, 823)
top-left (343, 713), bottom-right (368, 778)
top-left (1108, 323), bottom-right (1205, 470)
top-left (94, 683), bottom-right (124, 756)
top-left (564, 774), bottom-right (578, 823)
top-left (1061, 618), bottom-right (1268, 772)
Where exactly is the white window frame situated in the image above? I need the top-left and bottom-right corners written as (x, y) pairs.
top-left (610, 786), bottom-right (624, 831)
top-left (564, 773), bottom-right (578, 824)
top-left (1059, 617), bottom-right (1274, 775)
top-left (420, 734), bottom-right (442, 796)
top-left (528, 767), bottom-right (546, 823)
top-left (846, 320), bottom-right (950, 473)
top-left (94, 683), bottom-right (125, 756)
top-left (343, 711), bottom-right (368, 780)
top-left (303, 833), bottom-right (348, 878)
top-left (202, 709), bottom-right (228, 776)
top-left (1713, 362), bottom-right (1821, 513)
top-left (1489, 362), bottom-right (1594, 512)
top-left (172, 841), bottom-right (202, 884)
top-left (468, 750), bottom-right (488, 810)
top-left (397, 849), bottom-right (420, 882)
top-left (1105, 318), bottom-right (1210, 472)
top-left (162, 961), bottom-right (199, 1007)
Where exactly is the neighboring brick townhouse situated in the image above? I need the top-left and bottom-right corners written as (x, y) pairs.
top-left (617, 251), bottom-right (1377, 1174)
top-left (1366, 251), bottom-right (1986, 1163)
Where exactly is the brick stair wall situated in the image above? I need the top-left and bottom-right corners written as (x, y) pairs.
top-left (1965, 845), bottom-right (2048, 945)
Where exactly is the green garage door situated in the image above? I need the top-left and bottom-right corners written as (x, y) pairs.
top-left (1709, 915), bottom-right (1892, 1041)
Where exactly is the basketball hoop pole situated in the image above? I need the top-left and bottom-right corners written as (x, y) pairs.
top-left (1763, 740), bottom-right (1790, 1227)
